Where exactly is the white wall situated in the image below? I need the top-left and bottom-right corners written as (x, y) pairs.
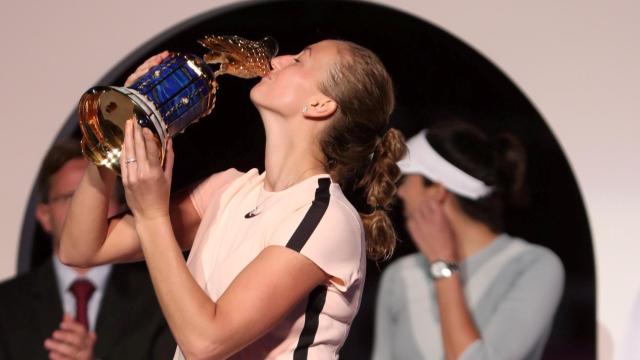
top-left (1, 1), bottom-right (638, 358)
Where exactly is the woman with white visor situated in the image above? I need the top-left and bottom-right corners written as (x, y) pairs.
top-left (373, 120), bottom-right (565, 360)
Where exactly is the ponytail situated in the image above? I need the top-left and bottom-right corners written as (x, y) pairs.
top-left (357, 128), bottom-right (406, 260)
top-left (493, 133), bottom-right (528, 207)
top-left (317, 40), bottom-right (406, 260)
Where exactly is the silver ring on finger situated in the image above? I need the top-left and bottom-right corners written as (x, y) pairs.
top-left (125, 157), bottom-right (137, 165)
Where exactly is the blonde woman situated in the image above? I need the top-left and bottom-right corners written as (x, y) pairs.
top-left (60, 40), bottom-right (406, 359)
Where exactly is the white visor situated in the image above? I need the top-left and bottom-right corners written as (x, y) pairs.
top-left (397, 129), bottom-right (493, 200)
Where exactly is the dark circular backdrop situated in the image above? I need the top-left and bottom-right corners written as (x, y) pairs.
top-left (19, 0), bottom-right (595, 358)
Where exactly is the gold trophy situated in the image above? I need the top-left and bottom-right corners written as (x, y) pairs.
top-left (77, 35), bottom-right (278, 174)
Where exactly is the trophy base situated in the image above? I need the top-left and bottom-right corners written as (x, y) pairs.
top-left (78, 86), bottom-right (166, 174)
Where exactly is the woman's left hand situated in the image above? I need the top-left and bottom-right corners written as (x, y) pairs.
top-left (124, 51), bottom-right (170, 87)
top-left (406, 199), bottom-right (459, 262)
top-left (120, 118), bottom-right (174, 222)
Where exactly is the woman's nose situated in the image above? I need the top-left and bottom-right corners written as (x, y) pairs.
top-left (270, 55), bottom-right (294, 71)
top-left (270, 56), bottom-right (281, 71)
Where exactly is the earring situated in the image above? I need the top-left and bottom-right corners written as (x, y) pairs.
top-left (302, 105), bottom-right (308, 113)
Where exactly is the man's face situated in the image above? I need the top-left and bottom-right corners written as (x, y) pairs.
top-left (35, 158), bottom-right (118, 250)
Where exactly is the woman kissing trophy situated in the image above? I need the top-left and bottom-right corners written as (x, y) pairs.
top-left (77, 35), bottom-right (278, 174)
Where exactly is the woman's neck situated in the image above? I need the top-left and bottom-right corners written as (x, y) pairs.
top-left (448, 214), bottom-right (499, 260)
top-left (261, 112), bottom-right (327, 192)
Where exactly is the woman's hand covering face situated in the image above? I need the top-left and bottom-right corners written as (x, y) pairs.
top-left (406, 199), bottom-right (458, 262)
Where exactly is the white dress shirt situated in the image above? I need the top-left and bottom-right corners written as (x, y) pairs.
top-left (52, 255), bottom-right (112, 331)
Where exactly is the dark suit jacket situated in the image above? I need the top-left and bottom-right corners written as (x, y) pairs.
top-left (0, 260), bottom-right (176, 359)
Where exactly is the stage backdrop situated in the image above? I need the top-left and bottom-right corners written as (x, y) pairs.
top-left (0, 1), bottom-right (637, 359)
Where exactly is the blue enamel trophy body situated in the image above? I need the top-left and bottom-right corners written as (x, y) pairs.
top-left (77, 35), bottom-right (277, 173)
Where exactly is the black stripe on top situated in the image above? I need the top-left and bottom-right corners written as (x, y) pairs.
top-left (293, 285), bottom-right (329, 359)
top-left (286, 178), bottom-right (331, 252)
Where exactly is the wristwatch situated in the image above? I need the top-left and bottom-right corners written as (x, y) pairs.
top-left (428, 260), bottom-right (459, 280)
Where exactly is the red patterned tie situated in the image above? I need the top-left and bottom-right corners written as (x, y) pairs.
top-left (69, 279), bottom-right (96, 329)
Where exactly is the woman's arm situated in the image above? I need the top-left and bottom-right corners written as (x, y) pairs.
top-left (58, 162), bottom-right (120, 265)
top-left (122, 121), bottom-right (337, 359)
top-left (407, 200), bottom-right (564, 360)
top-left (434, 273), bottom-right (482, 360)
top-left (407, 200), bottom-right (480, 360)
top-left (457, 250), bottom-right (564, 360)
top-left (59, 51), bottom-right (203, 266)
top-left (139, 220), bottom-right (328, 359)
top-left (58, 162), bottom-right (201, 266)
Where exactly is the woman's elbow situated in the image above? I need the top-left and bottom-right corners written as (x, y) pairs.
top-left (180, 342), bottom-right (226, 360)
top-left (180, 334), bottom-right (231, 360)
top-left (57, 250), bottom-right (92, 268)
top-left (57, 234), bottom-right (93, 268)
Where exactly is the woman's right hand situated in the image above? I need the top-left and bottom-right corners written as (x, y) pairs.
top-left (120, 119), bottom-right (174, 222)
top-left (406, 199), bottom-right (459, 262)
top-left (124, 51), bottom-right (170, 87)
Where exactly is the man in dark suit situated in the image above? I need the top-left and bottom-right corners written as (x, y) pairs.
top-left (0, 140), bottom-right (175, 359)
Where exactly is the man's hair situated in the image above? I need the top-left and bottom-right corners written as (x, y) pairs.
top-left (36, 139), bottom-right (84, 203)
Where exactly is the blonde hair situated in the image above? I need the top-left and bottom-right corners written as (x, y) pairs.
top-left (319, 41), bottom-right (406, 260)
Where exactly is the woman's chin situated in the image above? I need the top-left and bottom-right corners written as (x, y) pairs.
top-left (250, 83), bottom-right (276, 111)
top-left (249, 86), bottom-right (263, 108)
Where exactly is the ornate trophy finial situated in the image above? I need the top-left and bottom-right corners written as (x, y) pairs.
top-left (199, 35), bottom-right (278, 78)
top-left (77, 35), bottom-right (278, 174)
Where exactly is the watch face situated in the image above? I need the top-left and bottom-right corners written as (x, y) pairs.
top-left (430, 261), bottom-right (454, 279)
